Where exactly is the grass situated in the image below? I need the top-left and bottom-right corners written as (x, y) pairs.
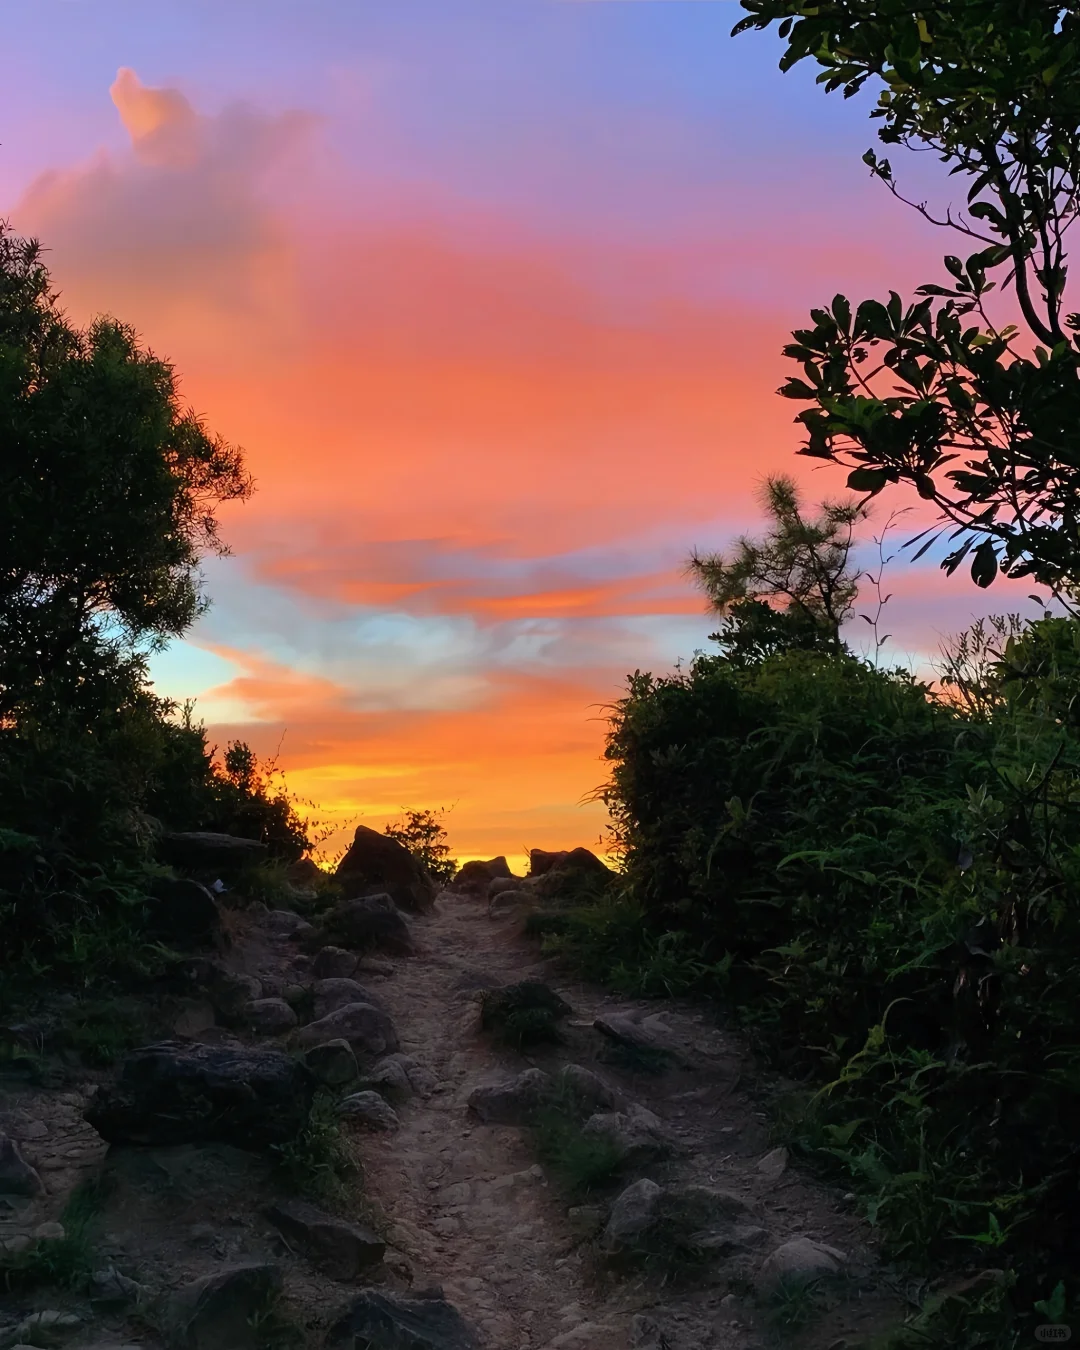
top-left (530, 1102), bottom-right (626, 1197)
top-left (55, 995), bottom-right (154, 1066)
top-left (763, 1277), bottom-right (829, 1335)
top-left (270, 1092), bottom-right (357, 1205)
top-left (0, 1176), bottom-right (107, 1295)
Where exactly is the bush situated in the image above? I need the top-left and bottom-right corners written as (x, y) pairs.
top-left (586, 612), bottom-right (1080, 1335)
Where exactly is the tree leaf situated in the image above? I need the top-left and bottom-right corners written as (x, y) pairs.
top-left (847, 467), bottom-right (889, 495)
top-left (970, 541), bottom-right (999, 588)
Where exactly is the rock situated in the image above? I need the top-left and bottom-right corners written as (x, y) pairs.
top-left (0, 1132), bottom-right (43, 1196)
top-left (467, 1068), bottom-right (554, 1125)
top-left (603, 1179), bottom-right (758, 1261)
top-left (479, 981), bottom-right (572, 1046)
top-left (200, 964), bottom-right (263, 1020)
top-left (335, 824), bottom-right (437, 913)
top-left (355, 1058), bottom-right (413, 1101)
top-left (286, 857), bottom-right (323, 886)
top-left (145, 878), bottom-right (220, 948)
top-left (314, 895), bottom-right (414, 956)
top-left (84, 1041), bottom-right (315, 1149)
top-left (157, 831), bottom-right (268, 872)
top-left (556, 1064), bottom-right (624, 1117)
top-left (357, 956), bottom-right (396, 977)
top-left (163, 1262), bottom-right (281, 1350)
top-left (311, 946), bottom-right (359, 980)
top-left (90, 1264), bottom-right (144, 1308)
top-left (325, 1288), bottom-right (480, 1349)
top-left (34, 1221), bottom-right (66, 1240)
top-left (486, 874), bottom-right (530, 899)
top-left (242, 998), bottom-right (297, 1036)
top-left (266, 1199), bottom-right (385, 1280)
top-left (295, 1002), bottom-right (400, 1062)
top-left (754, 1237), bottom-right (847, 1294)
top-left (756, 1146), bottom-right (789, 1182)
top-left (594, 1011), bottom-right (688, 1066)
top-left (313, 977), bottom-right (389, 1019)
top-left (303, 1039), bottom-right (359, 1087)
top-left (338, 1091), bottom-right (400, 1131)
top-left (487, 889), bottom-right (530, 918)
top-left (386, 1053), bottom-right (438, 1097)
top-left (582, 1104), bottom-right (673, 1166)
top-left (13, 1310), bottom-right (83, 1343)
top-left (528, 848), bottom-right (569, 876)
top-left (264, 908), bottom-right (308, 934)
top-left (451, 857), bottom-right (515, 894)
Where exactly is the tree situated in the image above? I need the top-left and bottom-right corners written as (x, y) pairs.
top-left (734, 1), bottom-right (1080, 595)
top-left (0, 226), bottom-right (252, 724)
top-left (383, 808), bottom-right (457, 885)
top-left (690, 474), bottom-right (865, 648)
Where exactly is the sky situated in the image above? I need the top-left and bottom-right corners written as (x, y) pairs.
top-left (1, 1), bottom-right (1046, 868)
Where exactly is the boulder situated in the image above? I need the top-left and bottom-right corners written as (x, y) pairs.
top-left (264, 909), bottom-right (308, 935)
top-left (603, 1179), bottom-right (759, 1261)
top-left (355, 1058), bottom-right (413, 1101)
top-left (84, 1041), bottom-right (315, 1149)
top-left (754, 1237), bottom-right (847, 1295)
top-left (266, 1199), bottom-right (384, 1280)
top-left (487, 889), bottom-right (531, 919)
top-left (338, 1091), bottom-right (400, 1131)
top-left (242, 998), bottom-right (297, 1036)
top-left (313, 895), bottom-right (413, 956)
top-left (145, 878), bottom-right (220, 948)
top-left (286, 857), bottom-right (323, 887)
top-left (0, 1132), bottom-right (43, 1196)
top-left (89, 1264), bottom-right (144, 1309)
top-left (756, 1146), bottom-right (789, 1183)
top-left (486, 874), bottom-right (530, 899)
top-left (582, 1104), bottom-right (673, 1166)
top-left (199, 965), bottom-right (262, 1021)
top-left (295, 1002), bottom-right (399, 1062)
top-left (467, 1068), bottom-right (554, 1125)
top-left (157, 831), bottom-right (268, 872)
top-left (311, 946), bottom-right (359, 980)
top-left (451, 857), bottom-right (515, 894)
top-left (528, 848), bottom-right (569, 877)
top-left (162, 1262), bottom-right (280, 1350)
top-left (11, 1311), bottom-right (83, 1343)
top-left (313, 977), bottom-right (389, 1019)
top-left (594, 1011), bottom-right (688, 1067)
top-left (325, 1289), bottom-right (480, 1350)
top-left (303, 1039), bottom-right (359, 1087)
top-left (335, 825), bottom-right (436, 913)
top-left (556, 1064), bottom-right (625, 1117)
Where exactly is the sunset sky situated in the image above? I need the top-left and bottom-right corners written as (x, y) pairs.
top-left (1, 2), bottom-right (1045, 867)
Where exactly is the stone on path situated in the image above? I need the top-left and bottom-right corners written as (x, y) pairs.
top-left (313, 976), bottom-right (390, 1018)
top-left (303, 1038), bottom-right (359, 1087)
top-left (467, 1068), bottom-right (554, 1125)
top-left (756, 1146), bottom-right (789, 1182)
top-left (603, 1178), bottom-right (762, 1262)
top-left (335, 824), bottom-right (437, 913)
top-left (145, 878), bottom-right (220, 948)
top-left (313, 895), bottom-right (414, 956)
top-left (325, 1288), bottom-right (480, 1350)
top-left (581, 1103), bottom-right (673, 1166)
top-left (84, 1041), bottom-right (315, 1149)
top-left (754, 1236), bottom-right (847, 1294)
top-left (162, 1262), bottom-right (281, 1350)
top-left (242, 997), bottom-right (297, 1035)
top-left (311, 946), bottom-right (359, 980)
top-left (295, 1001), bottom-right (400, 1061)
top-left (266, 1199), bottom-right (385, 1280)
top-left (338, 1090), bottom-right (400, 1131)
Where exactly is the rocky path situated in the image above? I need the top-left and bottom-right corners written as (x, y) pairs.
top-left (0, 882), bottom-right (908, 1350)
top-left (352, 892), bottom-right (904, 1350)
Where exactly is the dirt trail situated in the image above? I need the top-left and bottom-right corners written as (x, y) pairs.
top-left (355, 892), bottom-right (905, 1350)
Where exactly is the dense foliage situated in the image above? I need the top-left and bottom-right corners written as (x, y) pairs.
top-left (383, 808), bottom-right (457, 885)
top-left (565, 602), bottom-right (1079, 1341)
top-left (0, 227), bottom-right (307, 972)
top-left (734, 0), bottom-right (1080, 593)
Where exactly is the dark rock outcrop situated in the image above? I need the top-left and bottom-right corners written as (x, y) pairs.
top-left (295, 1002), bottom-right (400, 1061)
top-left (450, 856), bottom-right (514, 893)
top-left (162, 1261), bottom-right (281, 1350)
top-left (335, 825), bottom-right (436, 913)
top-left (325, 1288), bottom-right (480, 1350)
top-left (312, 895), bottom-right (414, 956)
top-left (266, 1200), bottom-right (385, 1280)
top-left (157, 831), bottom-right (268, 872)
top-left (84, 1041), bottom-right (315, 1149)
